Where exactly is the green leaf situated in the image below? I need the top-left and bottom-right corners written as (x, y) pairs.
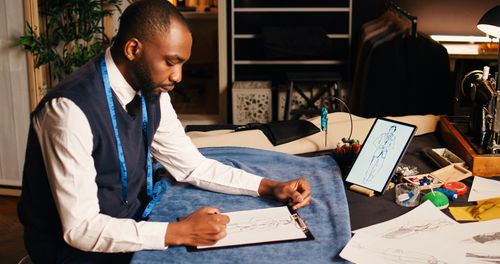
top-left (21, 0), bottom-right (124, 85)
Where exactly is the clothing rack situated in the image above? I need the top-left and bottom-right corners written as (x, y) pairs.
top-left (386, 1), bottom-right (418, 38)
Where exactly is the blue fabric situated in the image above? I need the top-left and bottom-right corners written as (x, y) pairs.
top-left (132, 147), bottom-right (351, 264)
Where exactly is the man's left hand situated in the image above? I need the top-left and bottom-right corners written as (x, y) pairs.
top-left (258, 178), bottom-right (311, 210)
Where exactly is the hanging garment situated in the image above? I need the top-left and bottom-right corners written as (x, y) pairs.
top-left (349, 12), bottom-right (450, 117)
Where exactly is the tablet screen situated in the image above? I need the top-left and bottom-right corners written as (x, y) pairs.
top-left (345, 118), bottom-right (417, 194)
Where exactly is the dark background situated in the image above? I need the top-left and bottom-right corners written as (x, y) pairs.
top-left (351, 0), bottom-right (500, 77)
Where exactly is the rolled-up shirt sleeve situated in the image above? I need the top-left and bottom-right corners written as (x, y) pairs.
top-left (34, 98), bottom-right (168, 252)
top-left (150, 93), bottom-right (263, 197)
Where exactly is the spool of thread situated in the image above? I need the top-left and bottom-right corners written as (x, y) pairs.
top-left (435, 187), bottom-right (457, 201)
top-left (444, 181), bottom-right (467, 195)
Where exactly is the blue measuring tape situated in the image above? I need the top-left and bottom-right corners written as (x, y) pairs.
top-left (100, 54), bottom-right (165, 219)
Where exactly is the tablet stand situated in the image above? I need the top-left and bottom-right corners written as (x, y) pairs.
top-left (349, 182), bottom-right (395, 197)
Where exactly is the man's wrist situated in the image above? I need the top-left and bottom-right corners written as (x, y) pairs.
top-left (164, 221), bottom-right (184, 246)
top-left (258, 178), bottom-right (279, 197)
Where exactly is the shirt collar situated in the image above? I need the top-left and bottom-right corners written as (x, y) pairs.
top-left (104, 48), bottom-right (137, 107)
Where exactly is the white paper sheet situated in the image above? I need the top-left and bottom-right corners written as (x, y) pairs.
top-left (197, 206), bottom-right (307, 249)
top-left (436, 218), bottom-right (500, 263)
top-left (342, 201), bottom-right (461, 264)
top-left (353, 200), bottom-right (458, 237)
top-left (340, 231), bottom-right (460, 264)
top-left (341, 201), bottom-right (500, 264)
top-left (468, 176), bottom-right (500, 202)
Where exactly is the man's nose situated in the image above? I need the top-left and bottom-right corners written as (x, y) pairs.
top-left (169, 66), bottom-right (182, 83)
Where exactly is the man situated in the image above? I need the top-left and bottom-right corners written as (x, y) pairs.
top-left (18, 0), bottom-right (311, 263)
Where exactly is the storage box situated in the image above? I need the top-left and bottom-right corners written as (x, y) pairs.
top-left (438, 116), bottom-right (500, 177)
top-left (425, 148), bottom-right (467, 168)
top-left (232, 81), bottom-right (272, 125)
top-left (404, 164), bottom-right (472, 190)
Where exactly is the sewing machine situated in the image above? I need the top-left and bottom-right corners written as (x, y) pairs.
top-left (461, 66), bottom-right (500, 154)
top-left (438, 66), bottom-right (500, 177)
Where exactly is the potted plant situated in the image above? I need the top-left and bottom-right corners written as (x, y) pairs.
top-left (17, 0), bottom-right (125, 91)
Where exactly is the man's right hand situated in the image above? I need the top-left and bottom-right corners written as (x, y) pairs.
top-left (164, 207), bottom-right (230, 246)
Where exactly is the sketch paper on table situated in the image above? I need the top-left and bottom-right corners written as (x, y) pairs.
top-left (342, 201), bottom-right (460, 263)
top-left (468, 176), bottom-right (500, 202)
top-left (197, 206), bottom-right (307, 249)
top-left (339, 231), bottom-right (458, 264)
top-left (352, 201), bottom-right (458, 239)
top-left (437, 218), bottom-right (500, 263)
top-left (341, 203), bottom-right (500, 264)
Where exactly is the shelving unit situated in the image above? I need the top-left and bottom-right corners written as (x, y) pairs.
top-left (230, 0), bottom-right (352, 82)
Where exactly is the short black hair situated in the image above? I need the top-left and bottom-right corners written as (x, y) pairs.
top-left (113, 0), bottom-right (190, 49)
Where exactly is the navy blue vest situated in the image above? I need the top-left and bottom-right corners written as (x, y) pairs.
top-left (18, 55), bottom-right (161, 262)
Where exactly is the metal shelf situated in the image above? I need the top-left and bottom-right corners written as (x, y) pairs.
top-left (230, 0), bottom-right (352, 82)
top-left (234, 34), bottom-right (349, 39)
top-left (234, 60), bottom-right (345, 65)
top-left (234, 7), bottom-right (349, 12)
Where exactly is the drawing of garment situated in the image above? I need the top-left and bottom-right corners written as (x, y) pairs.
top-left (349, 240), bottom-right (448, 264)
top-left (226, 217), bottom-right (294, 234)
top-left (466, 253), bottom-right (500, 263)
top-left (473, 232), bottom-right (500, 244)
top-left (364, 126), bottom-right (396, 183)
top-left (381, 220), bottom-right (451, 239)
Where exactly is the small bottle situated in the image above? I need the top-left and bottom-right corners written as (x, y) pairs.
top-left (482, 66), bottom-right (490, 80)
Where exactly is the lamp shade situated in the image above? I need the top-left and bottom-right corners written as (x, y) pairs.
top-left (477, 5), bottom-right (500, 37)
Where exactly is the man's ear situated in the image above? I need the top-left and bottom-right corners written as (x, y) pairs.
top-left (123, 38), bottom-right (143, 61)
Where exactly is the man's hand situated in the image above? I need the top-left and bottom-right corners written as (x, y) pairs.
top-left (164, 207), bottom-right (230, 246)
top-left (258, 178), bottom-right (311, 210)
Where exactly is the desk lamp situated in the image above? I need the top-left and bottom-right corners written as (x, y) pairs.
top-left (477, 5), bottom-right (500, 91)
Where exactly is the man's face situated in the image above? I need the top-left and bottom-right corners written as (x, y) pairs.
top-left (134, 20), bottom-right (192, 102)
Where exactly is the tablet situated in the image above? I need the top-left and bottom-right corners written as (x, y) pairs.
top-left (345, 118), bottom-right (417, 194)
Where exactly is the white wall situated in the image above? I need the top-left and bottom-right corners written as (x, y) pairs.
top-left (0, 0), bottom-right (30, 187)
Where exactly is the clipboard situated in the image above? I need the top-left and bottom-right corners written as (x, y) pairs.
top-left (178, 206), bottom-right (314, 252)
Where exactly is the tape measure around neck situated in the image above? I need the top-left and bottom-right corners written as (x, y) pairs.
top-left (100, 54), bottom-right (160, 219)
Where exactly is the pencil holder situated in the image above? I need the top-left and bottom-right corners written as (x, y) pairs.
top-left (395, 183), bottom-right (420, 207)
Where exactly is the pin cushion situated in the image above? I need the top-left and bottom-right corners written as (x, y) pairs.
top-left (421, 191), bottom-right (449, 209)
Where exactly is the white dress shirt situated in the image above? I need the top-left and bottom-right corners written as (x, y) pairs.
top-left (32, 48), bottom-right (263, 253)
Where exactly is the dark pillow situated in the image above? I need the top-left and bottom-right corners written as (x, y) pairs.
top-left (235, 120), bottom-right (320, 146)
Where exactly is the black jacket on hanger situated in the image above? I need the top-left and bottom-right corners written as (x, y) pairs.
top-left (349, 12), bottom-right (451, 117)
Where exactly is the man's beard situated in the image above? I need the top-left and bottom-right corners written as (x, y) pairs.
top-left (134, 61), bottom-right (162, 103)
